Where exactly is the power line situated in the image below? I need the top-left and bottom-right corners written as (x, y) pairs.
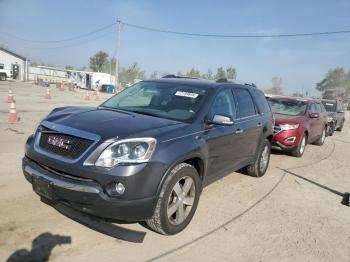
top-left (0, 22), bottom-right (116, 43)
top-left (122, 21), bottom-right (350, 38)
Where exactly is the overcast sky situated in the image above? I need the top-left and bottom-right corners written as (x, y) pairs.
top-left (1, 0), bottom-right (350, 95)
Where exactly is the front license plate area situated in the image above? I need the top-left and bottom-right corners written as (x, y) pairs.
top-left (33, 178), bottom-right (54, 200)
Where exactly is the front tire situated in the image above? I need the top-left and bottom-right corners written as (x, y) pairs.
top-left (146, 163), bottom-right (201, 235)
top-left (336, 120), bottom-right (344, 131)
top-left (291, 134), bottom-right (307, 157)
top-left (327, 122), bottom-right (335, 136)
top-left (246, 139), bottom-right (271, 177)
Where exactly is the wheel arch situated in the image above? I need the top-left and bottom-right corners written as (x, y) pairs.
top-left (155, 154), bottom-right (205, 196)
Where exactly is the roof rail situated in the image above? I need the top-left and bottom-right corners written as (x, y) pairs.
top-left (244, 82), bottom-right (257, 88)
top-left (162, 74), bottom-right (198, 79)
top-left (216, 78), bottom-right (232, 83)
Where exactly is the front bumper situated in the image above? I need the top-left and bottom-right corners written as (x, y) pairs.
top-left (22, 157), bottom-right (158, 221)
top-left (272, 129), bottom-right (301, 151)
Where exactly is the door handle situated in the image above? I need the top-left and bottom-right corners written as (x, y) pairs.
top-left (257, 123), bottom-right (262, 128)
top-left (235, 129), bottom-right (244, 134)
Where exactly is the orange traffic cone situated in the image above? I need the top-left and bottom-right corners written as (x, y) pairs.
top-left (60, 81), bottom-right (64, 91)
top-left (84, 91), bottom-right (90, 101)
top-left (95, 90), bottom-right (101, 101)
top-left (7, 89), bottom-right (14, 103)
top-left (8, 102), bottom-right (18, 123)
top-left (45, 88), bottom-right (52, 99)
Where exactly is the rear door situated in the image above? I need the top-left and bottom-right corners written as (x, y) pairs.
top-left (232, 88), bottom-right (262, 164)
top-left (336, 101), bottom-right (345, 128)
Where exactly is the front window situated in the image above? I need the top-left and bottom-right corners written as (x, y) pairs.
top-left (101, 81), bottom-right (208, 122)
top-left (321, 101), bottom-right (336, 112)
top-left (268, 98), bottom-right (307, 116)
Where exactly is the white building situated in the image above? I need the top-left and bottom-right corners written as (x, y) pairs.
top-left (0, 46), bottom-right (28, 81)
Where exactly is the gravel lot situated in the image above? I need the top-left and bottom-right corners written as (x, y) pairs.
top-left (0, 81), bottom-right (349, 262)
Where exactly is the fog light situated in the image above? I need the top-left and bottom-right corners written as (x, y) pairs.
top-left (285, 136), bottom-right (296, 143)
top-left (115, 183), bottom-right (125, 195)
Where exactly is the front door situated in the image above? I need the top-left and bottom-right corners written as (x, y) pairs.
top-left (205, 88), bottom-right (242, 180)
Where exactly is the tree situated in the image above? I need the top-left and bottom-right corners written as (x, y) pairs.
top-left (226, 67), bottom-right (237, 80)
top-left (65, 65), bottom-right (74, 70)
top-left (215, 67), bottom-right (226, 79)
top-left (185, 68), bottom-right (201, 78)
top-left (201, 68), bottom-right (213, 80)
top-left (119, 62), bottom-right (145, 83)
top-left (264, 77), bottom-right (283, 95)
top-left (149, 71), bottom-right (158, 79)
top-left (89, 51), bottom-right (108, 72)
top-left (316, 67), bottom-right (350, 95)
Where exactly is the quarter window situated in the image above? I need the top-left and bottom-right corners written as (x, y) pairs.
top-left (234, 89), bottom-right (256, 118)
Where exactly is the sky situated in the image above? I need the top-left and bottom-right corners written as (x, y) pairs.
top-left (1, 0), bottom-right (350, 96)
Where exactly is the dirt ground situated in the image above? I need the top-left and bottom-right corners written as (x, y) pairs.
top-left (0, 81), bottom-right (349, 262)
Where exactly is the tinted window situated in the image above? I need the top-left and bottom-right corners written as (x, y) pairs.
top-left (210, 89), bottom-right (236, 119)
top-left (253, 89), bottom-right (270, 114)
top-left (234, 89), bottom-right (256, 118)
top-left (321, 101), bottom-right (336, 112)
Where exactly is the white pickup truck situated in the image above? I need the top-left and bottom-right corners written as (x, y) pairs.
top-left (0, 69), bottom-right (12, 80)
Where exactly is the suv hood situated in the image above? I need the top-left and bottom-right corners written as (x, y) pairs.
top-left (274, 114), bottom-right (305, 125)
top-left (44, 106), bottom-right (185, 140)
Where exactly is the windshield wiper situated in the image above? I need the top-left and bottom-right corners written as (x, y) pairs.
top-left (98, 106), bottom-right (132, 115)
top-left (128, 110), bottom-right (160, 118)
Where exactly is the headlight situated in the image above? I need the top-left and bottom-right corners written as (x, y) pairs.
top-left (279, 124), bottom-right (299, 130)
top-left (95, 138), bottom-right (156, 168)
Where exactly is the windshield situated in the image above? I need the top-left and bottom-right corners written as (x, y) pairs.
top-left (101, 81), bottom-right (208, 122)
top-left (321, 101), bottom-right (336, 112)
top-left (268, 98), bottom-right (307, 116)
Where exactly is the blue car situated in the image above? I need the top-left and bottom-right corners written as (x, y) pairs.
top-left (23, 76), bottom-right (273, 235)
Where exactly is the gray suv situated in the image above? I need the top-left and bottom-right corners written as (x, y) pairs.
top-left (23, 76), bottom-right (273, 235)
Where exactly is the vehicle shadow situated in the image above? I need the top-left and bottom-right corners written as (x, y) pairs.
top-left (6, 232), bottom-right (71, 262)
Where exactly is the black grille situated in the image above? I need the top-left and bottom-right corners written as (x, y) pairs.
top-left (39, 127), bottom-right (94, 159)
top-left (273, 125), bottom-right (281, 135)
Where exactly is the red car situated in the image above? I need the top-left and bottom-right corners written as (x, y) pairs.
top-left (267, 96), bottom-right (328, 157)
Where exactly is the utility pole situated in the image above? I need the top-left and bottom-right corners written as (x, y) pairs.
top-left (115, 19), bottom-right (122, 92)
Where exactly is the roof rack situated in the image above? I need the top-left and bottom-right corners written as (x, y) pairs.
top-left (216, 78), bottom-right (232, 83)
top-left (162, 74), bottom-right (198, 79)
top-left (244, 82), bottom-right (257, 88)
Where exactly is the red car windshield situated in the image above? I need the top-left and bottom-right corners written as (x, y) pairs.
top-left (268, 99), bottom-right (307, 116)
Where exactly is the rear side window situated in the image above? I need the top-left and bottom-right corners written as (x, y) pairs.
top-left (252, 89), bottom-right (271, 114)
top-left (233, 88), bottom-right (256, 118)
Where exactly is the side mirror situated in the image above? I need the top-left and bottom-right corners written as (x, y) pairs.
top-left (207, 114), bottom-right (234, 126)
top-left (309, 112), bottom-right (319, 118)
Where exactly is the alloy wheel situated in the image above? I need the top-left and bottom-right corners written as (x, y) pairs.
top-left (300, 136), bottom-right (306, 154)
top-left (167, 176), bottom-right (196, 225)
top-left (259, 144), bottom-right (269, 173)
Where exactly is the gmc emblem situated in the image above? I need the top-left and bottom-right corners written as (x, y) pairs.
top-left (47, 136), bottom-right (71, 150)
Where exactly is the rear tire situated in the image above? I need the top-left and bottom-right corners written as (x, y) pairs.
top-left (146, 163), bottom-right (201, 235)
top-left (314, 127), bottom-right (326, 146)
top-left (327, 122), bottom-right (335, 136)
top-left (246, 139), bottom-right (271, 177)
top-left (291, 134), bottom-right (307, 157)
top-left (0, 73), bottom-right (6, 81)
